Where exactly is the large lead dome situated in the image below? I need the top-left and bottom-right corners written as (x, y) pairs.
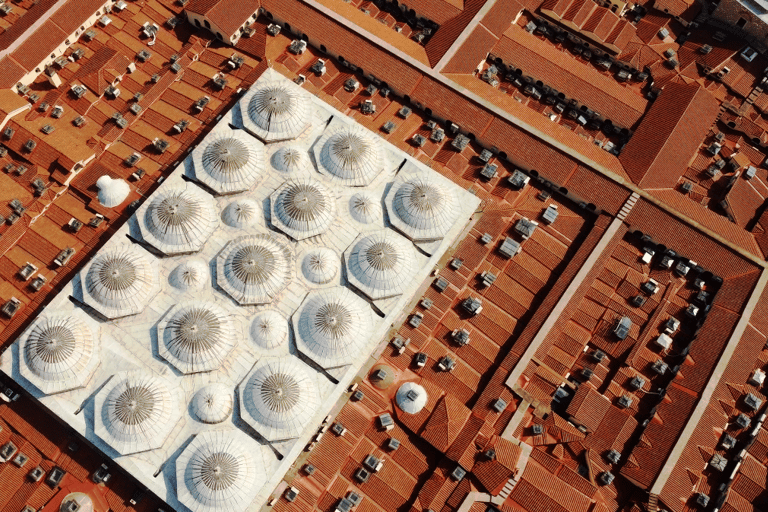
top-left (385, 173), bottom-right (460, 242)
top-left (138, 185), bottom-right (218, 255)
top-left (82, 245), bottom-right (160, 319)
top-left (314, 126), bottom-right (384, 186)
top-left (239, 357), bottom-right (320, 441)
top-left (191, 129), bottom-right (265, 195)
top-left (216, 234), bottom-right (293, 305)
top-left (241, 82), bottom-right (310, 142)
top-left (270, 178), bottom-right (336, 240)
top-left (19, 310), bottom-right (100, 395)
top-left (344, 230), bottom-right (418, 300)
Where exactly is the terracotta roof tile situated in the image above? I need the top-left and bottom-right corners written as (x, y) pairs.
top-left (443, 25), bottom-right (499, 74)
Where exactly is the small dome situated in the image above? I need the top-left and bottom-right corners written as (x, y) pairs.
top-left (301, 248), bottom-right (339, 285)
top-left (386, 173), bottom-right (459, 242)
top-left (95, 372), bottom-right (181, 455)
top-left (19, 310), bottom-right (99, 395)
top-left (395, 382), bottom-right (428, 414)
top-left (242, 82), bottom-right (310, 142)
top-left (239, 357), bottom-right (320, 441)
top-left (191, 384), bottom-right (233, 424)
top-left (314, 126), bottom-right (384, 186)
top-left (270, 178), bottom-right (336, 240)
top-left (191, 129), bottom-right (265, 195)
top-left (169, 258), bottom-right (209, 291)
top-left (349, 192), bottom-right (381, 224)
top-left (216, 234), bottom-right (293, 305)
top-left (96, 176), bottom-right (130, 207)
top-left (250, 310), bottom-right (288, 350)
top-left (344, 230), bottom-right (417, 300)
top-left (177, 429), bottom-right (265, 512)
top-left (223, 199), bottom-right (259, 228)
top-left (271, 146), bottom-right (310, 173)
top-left (60, 493), bottom-right (94, 512)
top-left (158, 301), bottom-right (238, 374)
top-left (293, 287), bottom-right (374, 369)
top-left (140, 185), bottom-right (218, 255)
top-left (83, 245), bottom-right (159, 319)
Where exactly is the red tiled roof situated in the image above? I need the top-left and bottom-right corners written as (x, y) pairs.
top-left (442, 25), bottom-right (498, 74)
top-left (206, 0), bottom-right (260, 38)
top-left (481, 0), bottom-right (525, 37)
top-left (10, 19), bottom-right (67, 72)
top-left (0, 0), bottom-right (57, 51)
top-left (48, 0), bottom-right (106, 35)
top-left (0, 56), bottom-right (27, 89)
top-left (423, 0), bottom-right (485, 66)
top-left (566, 382), bottom-right (611, 431)
top-left (721, 176), bottom-right (766, 229)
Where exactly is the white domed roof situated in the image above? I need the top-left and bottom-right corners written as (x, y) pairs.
top-left (139, 185), bottom-right (218, 255)
top-left (271, 146), bottom-right (310, 173)
top-left (292, 287), bottom-right (375, 369)
top-left (94, 372), bottom-right (181, 455)
top-left (239, 357), bottom-right (320, 441)
top-left (395, 381), bottom-right (428, 414)
top-left (60, 493), bottom-right (94, 512)
top-left (158, 301), bottom-right (239, 374)
top-left (169, 258), bottom-right (209, 291)
top-left (216, 234), bottom-right (293, 305)
top-left (191, 128), bottom-right (265, 195)
top-left (314, 126), bottom-right (384, 186)
top-left (385, 173), bottom-right (459, 242)
top-left (19, 310), bottom-right (99, 395)
top-left (82, 245), bottom-right (160, 319)
top-left (241, 82), bottom-right (310, 142)
top-left (270, 178), bottom-right (336, 240)
top-left (349, 192), bottom-right (381, 224)
top-left (96, 176), bottom-right (130, 208)
top-left (223, 199), bottom-right (259, 228)
top-left (191, 384), bottom-right (233, 424)
top-left (344, 230), bottom-right (417, 300)
top-left (301, 247), bottom-right (339, 285)
top-left (177, 429), bottom-right (265, 512)
top-left (250, 310), bottom-right (288, 350)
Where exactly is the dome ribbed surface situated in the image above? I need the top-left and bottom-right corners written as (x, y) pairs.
top-left (386, 173), bottom-right (459, 242)
top-left (395, 382), bottom-right (428, 414)
top-left (344, 230), bottom-right (417, 300)
top-left (293, 287), bottom-right (374, 369)
top-left (240, 357), bottom-right (320, 441)
top-left (192, 129), bottom-right (264, 195)
top-left (83, 246), bottom-right (159, 319)
top-left (301, 248), bottom-right (339, 285)
top-left (250, 310), bottom-right (288, 350)
top-left (177, 430), bottom-right (265, 511)
top-left (271, 178), bottom-right (336, 240)
top-left (271, 146), bottom-right (309, 173)
top-left (19, 310), bottom-right (99, 395)
top-left (191, 384), bottom-right (233, 424)
top-left (95, 372), bottom-right (180, 455)
top-left (216, 234), bottom-right (293, 305)
top-left (140, 185), bottom-right (218, 254)
top-left (158, 301), bottom-right (238, 374)
top-left (169, 258), bottom-right (209, 291)
top-left (314, 126), bottom-right (384, 186)
top-left (222, 199), bottom-right (259, 228)
top-left (242, 83), bottom-right (310, 142)
top-left (349, 192), bottom-right (381, 224)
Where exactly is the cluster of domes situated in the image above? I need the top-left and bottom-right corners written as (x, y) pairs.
top-left (270, 178), bottom-right (336, 240)
top-left (314, 126), bottom-right (384, 186)
top-left (386, 173), bottom-right (459, 242)
top-left (241, 82), bottom-right (310, 143)
top-left (345, 230), bottom-right (418, 300)
top-left (192, 129), bottom-right (265, 195)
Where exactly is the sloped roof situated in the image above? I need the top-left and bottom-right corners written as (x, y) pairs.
top-left (186, 0), bottom-right (261, 38)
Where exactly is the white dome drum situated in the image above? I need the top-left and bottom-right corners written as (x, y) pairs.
top-left (82, 245), bottom-right (160, 319)
top-left (138, 185), bottom-right (219, 255)
top-left (191, 128), bottom-right (265, 195)
top-left (385, 173), bottom-right (460, 242)
top-left (395, 381), bottom-right (428, 414)
top-left (216, 234), bottom-right (293, 305)
top-left (222, 199), bottom-right (259, 229)
top-left (19, 310), bottom-right (100, 395)
top-left (301, 247), bottom-right (339, 285)
top-left (349, 192), bottom-right (381, 224)
top-left (271, 146), bottom-right (310, 173)
top-left (250, 310), bottom-right (289, 350)
top-left (238, 357), bottom-right (320, 441)
top-left (344, 230), bottom-right (418, 300)
top-left (241, 82), bottom-right (310, 142)
top-left (313, 125), bottom-right (384, 186)
top-left (169, 258), bottom-right (209, 291)
top-left (270, 178), bottom-right (336, 240)
top-left (191, 384), bottom-right (233, 424)
top-left (96, 175), bottom-right (130, 208)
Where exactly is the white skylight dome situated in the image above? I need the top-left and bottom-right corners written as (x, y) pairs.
top-left (19, 310), bottom-right (99, 395)
top-left (271, 146), bottom-right (310, 173)
top-left (293, 287), bottom-right (375, 369)
top-left (82, 245), bottom-right (160, 319)
top-left (222, 199), bottom-right (259, 229)
top-left (301, 247), bottom-right (339, 285)
top-left (344, 230), bottom-right (418, 300)
top-left (241, 82), bottom-right (310, 142)
top-left (216, 234), bottom-right (293, 305)
top-left (60, 493), bottom-right (93, 512)
top-left (191, 128), bottom-right (265, 195)
top-left (139, 185), bottom-right (218, 255)
top-left (395, 381), bottom-right (428, 414)
top-left (385, 173), bottom-right (460, 242)
top-left (250, 310), bottom-right (288, 350)
top-left (239, 357), bottom-right (320, 441)
top-left (95, 372), bottom-right (181, 455)
top-left (169, 258), bottom-right (209, 292)
top-left (157, 301), bottom-right (238, 374)
top-left (313, 125), bottom-right (384, 186)
top-left (177, 429), bottom-right (266, 512)
top-left (191, 383), bottom-right (233, 424)
top-left (96, 175), bottom-right (130, 208)
top-left (270, 178), bottom-right (336, 240)
top-left (349, 192), bottom-right (381, 224)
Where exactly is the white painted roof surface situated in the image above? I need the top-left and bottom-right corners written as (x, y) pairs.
top-left (344, 229), bottom-right (417, 300)
top-left (96, 176), bottom-right (130, 208)
top-left (270, 177), bottom-right (336, 240)
top-left (191, 128), bottom-right (265, 195)
top-left (395, 381), bottom-right (428, 414)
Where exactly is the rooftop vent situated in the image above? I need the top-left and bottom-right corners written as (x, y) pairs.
top-left (515, 217), bottom-right (538, 239)
top-left (462, 296), bottom-right (483, 316)
top-left (613, 316), bottom-right (632, 340)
